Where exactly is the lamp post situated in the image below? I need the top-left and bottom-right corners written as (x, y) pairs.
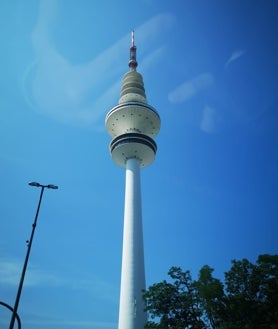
top-left (0, 302), bottom-right (21, 329)
top-left (9, 182), bottom-right (58, 329)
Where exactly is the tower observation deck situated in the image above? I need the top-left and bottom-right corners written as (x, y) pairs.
top-left (105, 32), bottom-right (160, 168)
top-left (105, 31), bottom-right (160, 329)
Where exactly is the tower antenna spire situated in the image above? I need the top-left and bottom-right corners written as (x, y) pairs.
top-left (131, 30), bottom-right (135, 47)
top-left (129, 30), bottom-right (138, 71)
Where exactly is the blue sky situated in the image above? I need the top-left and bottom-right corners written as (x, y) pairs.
top-left (0, 0), bottom-right (277, 328)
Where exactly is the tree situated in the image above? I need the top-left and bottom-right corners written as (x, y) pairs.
top-left (222, 258), bottom-right (260, 329)
top-left (222, 255), bottom-right (278, 329)
top-left (143, 254), bottom-right (278, 329)
top-left (256, 254), bottom-right (278, 328)
top-left (194, 265), bottom-right (224, 329)
top-left (143, 267), bottom-right (205, 329)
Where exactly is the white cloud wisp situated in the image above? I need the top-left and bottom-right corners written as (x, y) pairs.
top-left (200, 105), bottom-right (218, 133)
top-left (225, 49), bottom-right (246, 68)
top-left (22, 0), bottom-right (175, 127)
top-left (0, 257), bottom-right (117, 302)
top-left (168, 72), bottom-right (214, 104)
top-left (0, 259), bottom-right (63, 287)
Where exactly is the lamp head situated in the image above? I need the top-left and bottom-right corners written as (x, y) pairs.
top-left (46, 184), bottom-right (58, 190)
top-left (28, 182), bottom-right (58, 189)
top-left (28, 182), bottom-right (41, 187)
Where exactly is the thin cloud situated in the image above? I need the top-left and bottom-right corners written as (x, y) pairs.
top-left (25, 318), bottom-right (116, 328)
top-left (168, 73), bottom-right (214, 104)
top-left (0, 259), bottom-right (21, 285)
top-left (0, 258), bottom-right (116, 302)
top-left (0, 259), bottom-right (64, 287)
top-left (200, 105), bottom-right (217, 133)
top-left (225, 49), bottom-right (246, 68)
top-left (22, 0), bottom-right (175, 126)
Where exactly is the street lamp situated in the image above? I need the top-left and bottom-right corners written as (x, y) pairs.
top-left (0, 301), bottom-right (21, 329)
top-left (9, 182), bottom-right (58, 329)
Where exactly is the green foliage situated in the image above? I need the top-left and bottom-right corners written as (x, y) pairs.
top-left (143, 254), bottom-right (278, 329)
top-left (143, 267), bottom-right (205, 329)
top-left (194, 265), bottom-right (224, 329)
top-left (222, 254), bottom-right (278, 329)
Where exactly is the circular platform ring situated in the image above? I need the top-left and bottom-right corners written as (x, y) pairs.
top-left (105, 102), bottom-right (161, 138)
top-left (110, 132), bottom-right (157, 168)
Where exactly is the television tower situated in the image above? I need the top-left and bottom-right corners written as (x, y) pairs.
top-left (105, 31), bottom-right (160, 329)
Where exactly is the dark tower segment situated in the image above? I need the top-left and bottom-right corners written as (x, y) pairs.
top-left (129, 30), bottom-right (138, 71)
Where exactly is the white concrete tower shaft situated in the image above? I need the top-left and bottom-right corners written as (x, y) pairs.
top-left (119, 158), bottom-right (146, 329)
top-left (105, 32), bottom-right (160, 329)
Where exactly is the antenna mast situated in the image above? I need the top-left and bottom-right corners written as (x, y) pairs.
top-left (129, 30), bottom-right (138, 71)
